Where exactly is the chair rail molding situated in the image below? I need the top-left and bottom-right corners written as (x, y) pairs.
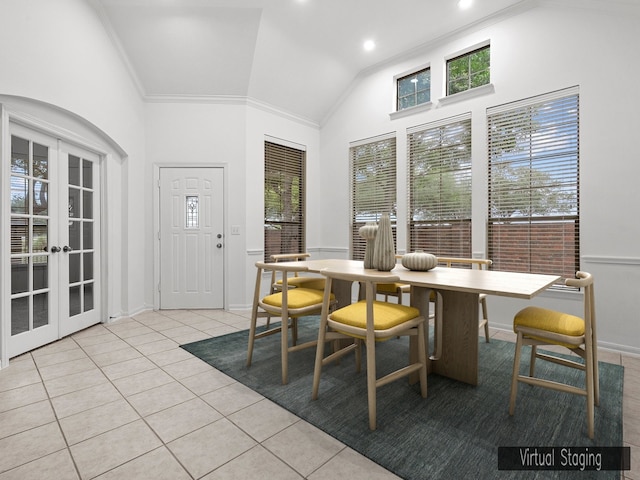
top-left (582, 255), bottom-right (640, 266)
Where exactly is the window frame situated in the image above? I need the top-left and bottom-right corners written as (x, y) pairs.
top-left (264, 140), bottom-right (306, 262)
top-left (349, 133), bottom-right (397, 260)
top-left (486, 87), bottom-right (580, 285)
top-left (407, 114), bottom-right (472, 257)
top-left (446, 43), bottom-right (490, 96)
top-left (396, 66), bottom-right (431, 112)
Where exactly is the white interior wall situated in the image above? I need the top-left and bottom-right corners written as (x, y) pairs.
top-left (144, 101), bottom-right (247, 309)
top-left (144, 101), bottom-right (320, 310)
top-left (0, 0), bottom-right (146, 316)
top-left (320, 3), bottom-right (640, 354)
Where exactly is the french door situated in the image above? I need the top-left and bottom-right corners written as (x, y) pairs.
top-left (7, 123), bottom-right (101, 358)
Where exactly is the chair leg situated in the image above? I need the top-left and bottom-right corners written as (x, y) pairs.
top-left (592, 331), bottom-right (600, 407)
top-left (417, 322), bottom-right (428, 398)
top-left (585, 333), bottom-right (595, 439)
top-left (247, 267), bottom-right (263, 367)
top-left (247, 308), bottom-right (258, 367)
top-left (509, 332), bottom-right (524, 415)
top-left (311, 312), bottom-right (330, 400)
top-left (281, 312), bottom-right (289, 385)
top-left (366, 334), bottom-right (377, 430)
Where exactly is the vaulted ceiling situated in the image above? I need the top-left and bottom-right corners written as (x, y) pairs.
top-left (92, 0), bottom-right (565, 125)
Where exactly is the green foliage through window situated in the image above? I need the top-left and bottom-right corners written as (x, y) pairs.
top-left (408, 117), bottom-right (472, 257)
top-left (350, 136), bottom-right (397, 260)
top-left (447, 45), bottom-right (490, 96)
top-left (487, 90), bottom-right (579, 282)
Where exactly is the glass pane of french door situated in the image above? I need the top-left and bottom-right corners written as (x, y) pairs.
top-left (59, 144), bottom-right (100, 337)
top-left (68, 155), bottom-right (95, 317)
top-left (8, 128), bottom-right (59, 356)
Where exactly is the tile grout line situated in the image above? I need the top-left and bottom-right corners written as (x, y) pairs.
top-left (73, 323), bottom-right (195, 480)
top-left (32, 344), bottom-right (84, 480)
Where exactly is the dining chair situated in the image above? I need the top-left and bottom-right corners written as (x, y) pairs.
top-left (434, 257), bottom-right (493, 342)
top-left (265, 253), bottom-right (326, 329)
top-left (270, 253), bottom-right (326, 292)
top-left (508, 271), bottom-right (599, 438)
top-left (247, 261), bottom-right (336, 384)
top-left (312, 268), bottom-right (428, 430)
top-left (376, 255), bottom-right (409, 304)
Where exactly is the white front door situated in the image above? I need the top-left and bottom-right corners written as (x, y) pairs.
top-left (6, 124), bottom-right (102, 358)
top-left (159, 167), bottom-right (224, 309)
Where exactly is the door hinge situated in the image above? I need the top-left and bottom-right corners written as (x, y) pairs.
top-left (158, 283), bottom-right (161, 292)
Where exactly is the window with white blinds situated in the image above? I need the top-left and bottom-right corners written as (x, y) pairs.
top-left (487, 87), bottom-right (579, 282)
top-left (407, 115), bottom-right (472, 257)
top-left (264, 140), bottom-right (305, 262)
top-left (350, 134), bottom-right (397, 260)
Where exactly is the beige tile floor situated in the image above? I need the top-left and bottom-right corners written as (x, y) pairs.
top-left (0, 309), bottom-right (637, 480)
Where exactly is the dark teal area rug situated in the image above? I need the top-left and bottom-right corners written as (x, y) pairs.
top-left (181, 317), bottom-right (624, 479)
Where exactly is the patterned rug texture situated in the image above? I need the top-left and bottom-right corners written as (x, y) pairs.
top-left (181, 317), bottom-right (624, 479)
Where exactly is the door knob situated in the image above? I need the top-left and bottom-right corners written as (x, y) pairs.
top-left (63, 246), bottom-right (73, 252)
top-left (50, 246), bottom-right (61, 253)
top-left (216, 243), bottom-right (222, 248)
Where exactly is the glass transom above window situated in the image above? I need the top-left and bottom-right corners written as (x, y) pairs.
top-left (447, 45), bottom-right (490, 96)
top-left (397, 67), bottom-right (431, 111)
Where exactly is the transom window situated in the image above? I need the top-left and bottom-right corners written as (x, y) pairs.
top-left (397, 67), bottom-right (431, 111)
top-left (447, 45), bottom-right (490, 96)
top-left (264, 141), bottom-right (306, 262)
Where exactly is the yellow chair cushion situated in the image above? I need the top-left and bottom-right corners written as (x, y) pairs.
top-left (331, 300), bottom-right (420, 331)
top-left (514, 306), bottom-right (585, 345)
top-left (376, 282), bottom-right (406, 294)
top-left (262, 288), bottom-right (332, 310)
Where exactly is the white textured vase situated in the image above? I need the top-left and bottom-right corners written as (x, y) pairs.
top-left (401, 250), bottom-right (438, 271)
top-left (358, 222), bottom-right (378, 269)
top-left (373, 213), bottom-right (396, 271)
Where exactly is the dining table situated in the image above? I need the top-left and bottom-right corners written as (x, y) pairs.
top-left (276, 258), bottom-right (560, 386)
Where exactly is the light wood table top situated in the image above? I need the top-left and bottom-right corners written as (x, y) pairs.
top-left (288, 258), bottom-right (560, 299)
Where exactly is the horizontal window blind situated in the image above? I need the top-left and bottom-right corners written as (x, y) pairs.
top-left (408, 115), bottom-right (472, 257)
top-left (487, 89), bottom-right (579, 282)
top-left (264, 141), bottom-right (305, 261)
top-left (350, 134), bottom-right (397, 260)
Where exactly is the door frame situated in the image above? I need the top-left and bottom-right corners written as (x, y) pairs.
top-left (0, 105), bottom-right (111, 368)
top-left (153, 163), bottom-right (228, 311)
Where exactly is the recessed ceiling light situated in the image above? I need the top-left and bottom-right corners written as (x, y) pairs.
top-left (363, 39), bottom-right (376, 52)
top-left (458, 0), bottom-right (473, 9)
